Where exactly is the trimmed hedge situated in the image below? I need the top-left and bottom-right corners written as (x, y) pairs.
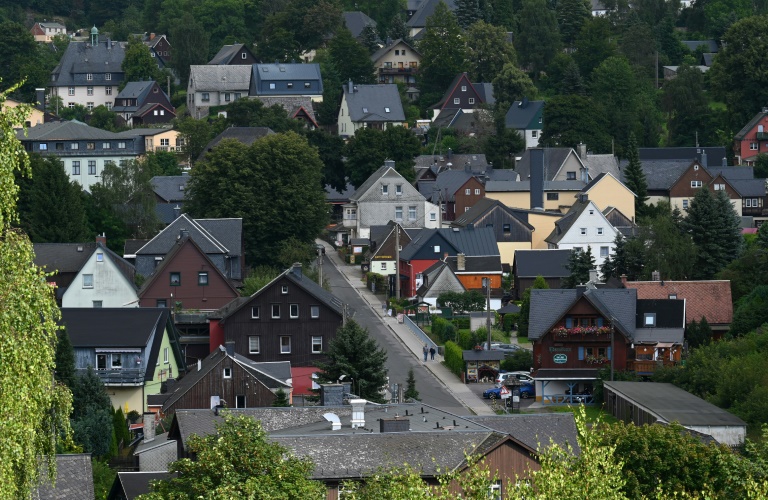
top-left (365, 272), bottom-right (388, 294)
top-left (444, 341), bottom-right (464, 378)
top-left (431, 316), bottom-right (457, 343)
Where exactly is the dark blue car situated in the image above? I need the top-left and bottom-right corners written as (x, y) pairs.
top-left (483, 383), bottom-right (535, 399)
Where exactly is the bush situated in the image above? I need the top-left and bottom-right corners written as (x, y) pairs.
top-left (452, 317), bottom-right (470, 330)
top-left (444, 341), bottom-right (464, 378)
top-left (366, 272), bottom-right (388, 294)
top-left (502, 313), bottom-right (517, 332)
top-left (501, 349), bottom-right (533, 372)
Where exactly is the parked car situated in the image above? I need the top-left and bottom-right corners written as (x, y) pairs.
top-left (483, 383), bottom-right (535, 399)
top-left (481, 342), bottom-right (521, 356)
top-left (495, 371), bottom-right (534, 387)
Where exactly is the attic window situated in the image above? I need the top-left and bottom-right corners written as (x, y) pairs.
top-left (694, 165), bottom-right (699, 170)
top-left (281, 285), bottom-right (288, 294)
top-left (304, 82), bottom-right (310, 88)
top-left (669, 294), bottom-right (677, 299)
top-left (461, 85), bottom-right (467, 91)
top-left (287, 82), bottom-right (293, 89)
top-left (434, 245), bottom-right (440, 253)
top-left (223, 367), bottom-right (232, 378)
top-left (644, 313), bottom-right (656, 327)
top-left (179, 185), bottom-right (185, 191)
top-left (96, 253), bottom-right (103, 262)
top-left (503, 224), bottom-right (511, 233)
top-left (385, 107), bottom-right (390, 113)
top-left (241, 52), bottom-right (247, 59)
top-left (153, 87), bottom-right (159, 93)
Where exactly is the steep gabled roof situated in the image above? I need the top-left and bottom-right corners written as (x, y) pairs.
top-left (207, 43), bottom-right (255, 65)
top-left (467, 414), bottom-right (579, 455)
top-left (35, 454), bottom-right (94, 499)
top-left (512, 249), bottom-right (571, 278)
top-left (349, 163), bottom-right (403, 200)
top-left (111, 472), bottom-right (172, 500)
top-left (370, 39), bottom-right (421, 63)
top-left (34, 242), bottom-right (99, 273)
top-left (451, 198), bottom-right (535, 231)
top-left (735, 110), bottom-right (768, 139)
top-left (426, 170), bottom-right (475, 202)
top-left (136, 214), bottom-right (242, 257)
top-left (624, 280), bottom-right (733, 326)
top-left (544, 199), bottom-right (592, 245)
top-left (627, 160), bottom-right (691, 191)
top-left (115, 81), bottom-right (160, 101)
top-left (342, 11), bottom-right (377, 38)
top-left (151, 175), bottom-right (189, 203)
top-left (343, 83), bottom-right (405, 122)
top-left (505, 99), bottom-right (544, 129)
top-left (61, 307), bottom-right (168, 348)
top-left (188, 65), bottom-right (251, 91)
top-left (51, 41), bottom-right (126, 87)
top-left (133, 102), bottom-right (176, 119)
top-left (407, 0), bottom-right (457, 28)
top-left (514, 148), bottom-right (582, 181)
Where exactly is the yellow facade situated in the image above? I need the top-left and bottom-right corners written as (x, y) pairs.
top-left (527, 212), bottom-right (563, 249)
top-left (583, 173), bottom-right (636, 221)
top-left (499, 241), bottom-right (533, 268)
top-left (143, 129), bottom-right (182, 153)
top-left (5, 99), bottom-right (45, 127)
top-left (486, 190), bottom-right (579, 211)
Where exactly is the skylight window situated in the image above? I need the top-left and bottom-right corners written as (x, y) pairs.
top-left (385, 107), bottom-right (390, 113)
top-left (362, 107), bottom-right (368, 113)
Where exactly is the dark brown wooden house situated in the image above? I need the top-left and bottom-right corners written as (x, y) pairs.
top-left (158, 343), bottom-right (291, 415)
top-left (209, 263), bottom-right (345, 366)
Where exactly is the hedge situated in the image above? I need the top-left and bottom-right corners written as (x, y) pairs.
top-left (365, 272), bottom-right (388, 294)
top-left (444, 341), bottom-right (464, 378)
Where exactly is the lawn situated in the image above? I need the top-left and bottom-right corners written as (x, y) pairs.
top-left (541, 403), bottom-right (619, 424)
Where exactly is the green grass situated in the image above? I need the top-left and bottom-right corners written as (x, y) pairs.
top-left (543, 404), bottom-right (618, 424)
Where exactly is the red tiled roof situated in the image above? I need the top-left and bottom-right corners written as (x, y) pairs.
top-left (624, 280), bottom-right (733, 326)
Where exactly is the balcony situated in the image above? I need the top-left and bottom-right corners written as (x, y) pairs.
top-left (550, 326), bottom-right (612, 341)
top-left (79, 368), bottom-right (145, 386)
top-left (756, 132), bottom-right (768, 140)
top-left (628, 359), bottom-right (677, 374)
top-left (379, 67), bottom-right (417, 75)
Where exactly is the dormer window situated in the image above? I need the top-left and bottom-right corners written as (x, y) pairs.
top-left (384, 107), bottom-right (390, 113)
top-left (668, 294), bottom-right (677, 299)
top-left (86, 73), bottom-right (93, 81)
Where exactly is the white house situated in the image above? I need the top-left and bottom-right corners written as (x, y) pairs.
top-left (337, 82), bottom-right (406, 138)
top-left (187, 65), bottom-right (251, 119)
top-left (544, 194), bottom-right (619, 271)
top-left (62, 243), bottom-right (139, 308)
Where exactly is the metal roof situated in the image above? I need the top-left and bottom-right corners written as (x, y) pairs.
top-left (343, 84), bottom-right (406, 123)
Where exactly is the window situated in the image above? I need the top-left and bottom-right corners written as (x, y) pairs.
top-left (468, 98), bottom-right (475, 104)
top-left (86, 73), bottom-right (93, 81)
top-left (408, 206), bottom-right (417, 220)
top-left (395, 206), bottom-right (403, 220)
top-left (251, 306), bottom-right (260, 319)
top-left (474, 188), bottom-right (480, 195)
top-left (580, 228), bottom-right (587, 235)
top-left (362, 107), bottom-right (368, 113)
top-left (160, 138), bottom-right (169, 147)
top-left (286, 83), bottom-right (293, 89)
top-left (465, 207), bottom-right (470, 212)
top-left (531, 130), bottom-right (538, 138)
top-left (271, 304), bottom-right (281, 318)
top-left (87, 86), bottom-right (93, 96)
top-left (241, 52), bottom-right (247, 59)
top-left (105, 102), bottom-right (112, 110)
top-left (201, 92), bottom-right (210, 102)
top-left (111, 353), bottom-right (122, 369)
top-left (119, 160), bottom-right (128, 167)
top-left (384, 107), bottom-right (390, 113)
top-left (281, 285), bottom-right (288, 294)
top-left (68, 87), bottom-right (75, 96)
top-left (304, 82), bottom-right (311, 88)
top-left (453, 98), bottom-right (460, 104)
top-left (589, 209), bottom-right (595, 215)
top-left (503, 223), bottom-right (511, 232)
top-left (93, 300), bottom-right (102, 308)
top-left (395, 50), bottom-right (400, 55)
top-left (103, 142), bottom-right (111, 149)
top-left (70, 143), bottom-right (79, 150)
top-left (96, 253), bottom-right (103, 262)
top-left (224, 92), bottom-right (231, 101)
top-left (106, 73), bottom-right (111, 81)
top-left (381, 184), bottom-right (389, 195)
top-left (118, 142), bottom-right (126, 149)
top-left (39, 143), bottom-right (47, 151)
top-left (170, 272), bottom-right (181, 286)
top-left (461, 85), bottom-right (467, 91)
top-left (751, 143), bottom-right (759, 150)
top-left (713, 183), bottom-right (725, 190)
top-left (465, 188), bottom-right (471, 195)
top-left (691, 180), bottom-right (703, 188)
top-left (72, 161), bottom-right (80, 175)
top-left (682, 199), bottom-right (689, 209)
top-left (249, 336), bottom-right (260, 353)
top-left (68, 102), bottom-right (75, 108)
top-left (312, 336), bottom-right (323, 353)
top-left (269, 83), bottom-right (276, 90)
top-left (105, 86), bottom-right (112, 95)
top-left (597, 227), bottom-right (603, 235)
top-left (223, 367), bottom-right (232, 378)
top-left (669, 294), bottom-right (677, 299)
top-left (311, 305), bottom-right (320, 318)
top-left (644, 313), bottom-right (656, 327)
top-left (430, 212), bottom-right (436, 221)
top-left (96, 354), bottom-right (107, 370)
top-left (567, 171), bottom-right (577, 180)
top-left (163, 347), bottom-right (169, 364)
top-left (547, 192), bottom-right (559, 200)
top-left (600, 246), bottom-right (609, 257)
top-left (86, 142), bottom-right (95, 150)
top-left (88, 161), bottom-right (96, 175)
top-left (434, 245), bottom-right (440, 253)
top-left (489, 480), bottom-right (502, 500)
top-left (236, 395), bottom-right (246, 408)
top-left (290, 304), bottom-right (299, 318)
top-left (156, 299), bottom-right (167, 308)
top-left (280, 336), bottom-right (291, 354)
top-left (198, 272), bottom-right (208, 285)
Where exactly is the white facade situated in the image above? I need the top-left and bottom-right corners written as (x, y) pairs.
top-left (548, 201), bottom-right (619, 271)
top-left (51, 84), bottom-right (118, 111)
top-left (63, 154), bottom-right (141, 192)
top-left (524, 129), bottom-right (541, 149)
top-left (62, 247), bottom-right (138, 308)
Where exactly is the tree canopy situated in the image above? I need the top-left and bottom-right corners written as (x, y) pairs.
top-left (417, 2), bottom-right (466, 107)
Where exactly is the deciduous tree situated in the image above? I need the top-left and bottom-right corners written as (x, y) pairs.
top-left (539, 94), bottom-right (612, 152)
top-left (662, 64), bottom-right (716, 147)
top-left (417, 2), bottom-right (466, 107)
top-left (122, 36), bottom-right (162, 88)
top-left (169, 13), bottom-right (210, 89)
top-left (329, 28), bottom-right (377, 85)
top-left (516, 0), bottom-right (561, 78)
top-left (464, 21), bottom-right (516, 83)
top-left (315, 320), bottom-right (389, 403)
top-left (574, 16), bottom-right (617, 79)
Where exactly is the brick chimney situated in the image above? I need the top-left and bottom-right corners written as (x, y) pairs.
top-left (96, 233), bottom-right (107, 246)
top-left (457, 253), bottom-right (466, 271)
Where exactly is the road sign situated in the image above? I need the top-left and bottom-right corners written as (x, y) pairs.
top-left (499, 386), bottom-right (511, 399)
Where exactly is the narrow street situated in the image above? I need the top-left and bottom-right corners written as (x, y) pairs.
top-left (320, 254), bottom-right (471, 415)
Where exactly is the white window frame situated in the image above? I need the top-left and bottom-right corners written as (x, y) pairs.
top-left (396, 184), bottom-right (402, 195)
top-left (691, 180), bottom-right (703, 188)
top-left (597, 227), bottom-right (603, 235)
top-left (453, 98), bottom-right (460, 104)
top-left (280, 336), bottom-right (291, 354)
top-left (68, 86), bottom-right (75, 96)
top-left (105, 86), bottom-right (112, 95)
top-left (474, 188), bottom-right (480, 195)
top-left (751, 142), bottom-right (758, 150)
top-left (312, 336), bottom-right (323, 354)
top-left (468, 97), bottom-right (475, 104)
top-left (682, 199), bottom-right (689, 209)
top-left (430, 212), bottom-right (436, 221)
top-left (281, 285), bottom-right (288, 294)
top-left (381, 184), bottom-right (389, 195)
top-left (644, 313), bottom-right (656, 327)
top-left (223, 367), bottom-right (232, 378)
top-left (461, 85), bottom-right (467, 91)
top-left (434, 245), bottom-right (440, 253)
top-left (580, 228), bottom-right (587, 235)
top-left (249, 336), bottom-right (260, 354)
top-left (408, 206), bottom-right (417, 220)
top-left (96, 253), bottom-right (103, 262)
top-left (381, 262), bottom-right (387, 270)
top-left (311, 305), bottom-right (320, 318)
top-left (395, 206), bottom-right (403, 220)
top-left (600, 246), bottom-right (609, 257)
top-left (251, 306), bottom-right (260, 319)
top-left (271, 304), bottom-right (280, 318)
top-left (82, 274), bottom-right (93, 288)
top-left (86, 73), bottom-right (93, 81)
top-left (106, 73), bottom-right (111, 81)
top-left (163, 347), bottom-right (169, 364)
top-left (290, 304), bottom-right (299, 319)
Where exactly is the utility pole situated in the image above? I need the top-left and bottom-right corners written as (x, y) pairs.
top-left (483, 277), bottom-right (491, 349)
top-left (395, 224), bottom-right (401, 299)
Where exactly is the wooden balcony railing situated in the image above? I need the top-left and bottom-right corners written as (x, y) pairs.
top-left (628, 359), bottom-right (678, 374)
top-left (78, 368), bottom-right (145, 386)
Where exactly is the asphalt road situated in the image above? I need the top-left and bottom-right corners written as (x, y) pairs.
top-left (321, 254), bottom-right (470, 415)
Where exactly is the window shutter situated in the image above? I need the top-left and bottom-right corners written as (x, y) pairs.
top-left (597, 317), bottom-right (603, 327)
top-left (578, 347), bottom-right (584, 360)
top-left (565, 317), bottom-right (573, 328)
top-left (607, 347), bottom-right (612, 360)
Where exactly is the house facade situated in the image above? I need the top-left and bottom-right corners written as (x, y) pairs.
top-left (18, 121), bottom-right (143, 191)
top-left (209, 264), bottom-right (345, 366)
top-left (505, 99), bottom-right (544, 149)
top-left (49, 29), bottom-right (126, 110)
top-left (511, 249), bottom-right (571, 299)
top-left (419, 170), bottom-right (485, 222)
top-left (667, 161), bottom-right (741, 214)
top-left (31, 21), bottom-right (67, 42)
top-left (371, 39), bottom-right (421, 85)
top-left (62, 242), bottom-right (138, 308)
top-left (187, 65), bottom-right (251, 119)
top-left (580, 172), bottom-right (636, 222)
top-left (343, 161), bottom-right (440, 239)
top-left (248, 63), bottom-right (323, 101)
top-left (337, 82), bottom-right (406, 138)
top-left (733, 107), bottom-right (768, 165)
top-left (429, 73), bottom-right (488, 121)
top-left (416, 260), bottom-right (467, 307)
top-left (112, 81), bottom-right (175, 126)
top-left (366, 222), bottom-right (416, 280)
top-left (61, 308), bottom-right (184, 412)
top-left (208, 43), bottom-right (258, 65)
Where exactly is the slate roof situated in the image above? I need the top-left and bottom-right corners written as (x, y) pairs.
top-left (35, 454), bottom-right (94, 500)
top-left (545, 198), bottom-right (593, 245)
top-left (151, 175), bottom-right (189, 202)
top-left (735, 110), bottom-right (768, 140)
top-left (256, 96), bottom-right (318, 127)
top-left (729, 179), bottom-right (766, 197)
top-left (452, 198), bottom-right (533, 231)
top-left (370, 39), bottom-right (421, 63)
top-left (583, 154), bottom-right (621, 179)
top-left (505, 99), bottom-right (544, 129)
top-left (702, 53), bottom-right (715, 66)
top-left (624, 280), bottom-right (733, 326)
top-left (422, 170), bottom-right (474, 202)
top-left (343, 11), bottom-right (377, 38)
top-left (51, 40), bottom-right (126, 87)
top-left (133, 102), bottom-right (175, 119)
top-left (208, 43), bottom-right (252, 65)
top-left (60, 308), bottom-right (169, 348)
top-left (445, 255), bottom-right (503, 274)
top-left (161, 345), bottom-right (291, 412)
top-left (343, 84), bottom-right (406, 123)
top-left (603, 382), bottom-right (746, 427)
top-left (407, 0), bottom-right (457, 28)
top-left (325, 182), bottom-right (356, 202)
top-left (136, 214), bottom-right (241, 257)
top-left (467, 414), bottom-right (579, 454)
top-left (349, 163), bottom-right (397, 200)
top-left (637, 147), bottom-right (726, 168)
top-left (197, 126), bottom-right (275, 162)
top-left (124, 239), bottom-right (150, 257)
top-left (18, 120), bottom-right (129, 141)
top-left (253, 62), bottom-right (322, 82)
top-left (527, 288), bottom-right (638, 341)
top-left (628, 160), bottom-right (691, 191)
top-left (512, 249), bottom-right (571, 278)
top-left (473, 83), bottom-right (495, 105)
top-left (188, 65), bottom-right (252, 91)
top-left (416, 260), bottom-right (465, 296)
top-left (400, 227), bottom-right (499, 261)
top-left (709, 166), bottom-right (755, 180)
top-left (682, 40), bottom-right (718, 53)
top-left (34, 242), bottom-right (98, 273)
top-left (111, 472), bottom-right (173, 500)
top-left (112, 81), bottom-right (167, 113)
top-left (514, 148), bottom-right (581, 181)
top-left (485, 180), bottom-right (586, 192)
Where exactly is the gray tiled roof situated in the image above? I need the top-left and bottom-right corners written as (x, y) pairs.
top-left (637, 147), bottom-right (726, 168)
top-left (371, 39), bottom-right (421, 63)
top-left (208, 43), bottom-right (250, 65)
top-left (188, 65), bottom-right (251, 91)
top-left (151, 175), bottom-right (189, 202)
top-left (710, 166), bottom-right (755, 180)
top-left (485, 180), bottom-right (586, 192)
top-left (512, 249), bottom-right (571, 278)
top-left (325, 182), bottom-right (356, 202)
top-left (195, 218), bottom-right (243, 259)
top-left (545, 199), bottom-right (592, 245)
top-left (343, 84), bottom-right (406, 122)
top-left (583, 154), bottom-right (620, 179)
top-left (254, 63), bottom-right (322, 81)
top-left (427, 170), bottom-right (474, 202)
top-left (35, 454), bottom-right (94, 499)
top-left (473, 83), bottom-right (495, 105)
top-left (34, 242), bottom-right (98, 273)
top-left (452, 198), bottom-right (535, 231)
top-left (343, 11), bottom-right (377, 38)
top-left (113, 472), bottom-right (173, 499)
top-left (468, 414), bottom-right (579, 454)
top-left (445, 255), bottom-right (503, 274)
top-left (407, 0), bottom-right (457, 28)
top-left (115, 80), bottom-right (158, 100)
top-left (136, 214), bottom-right (241, 257)
top-left (505, 99), bottom-right (544, 129)
top-left (729, 179), bottom-right (766, 197)
top-left (60, 307), bottom-right (168, 348)
top-left (514, 148), bottom-right (578, 181)
top-left (604, 382), bottom-right (746, 427)
top-left (18, 120), bottom-right (129, 141)
top-left (702, 53), bottom-right (715, 66)
top-left (624, 160), bottom-right (689, 191)
top-left (51, 40), bottom-right (126, 87)
top-left (441, 227), bottom-right (500, 256)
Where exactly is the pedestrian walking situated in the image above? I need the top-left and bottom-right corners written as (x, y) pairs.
top-left (423, 344), bottom-right (429, 362)
top-left (429, 346), bottom-right (436, 361)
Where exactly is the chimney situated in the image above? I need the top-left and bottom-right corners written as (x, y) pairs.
top-left (457, 253), bottom-right (466, 271)
top-left (150, 33), bottom-right (156, 40)
top-left (35, 88), bottom-right (45, 111)
top-left (292, 262), bottom-right (303, 278)
top-left (173, 205), bottom-right (181, 218)
top-left (700, 150), bottom-right (707, 166)
top-left (225, 340), bottom-right (235, 357)
top-left (620, 274), bottom-right (628, 286)
top-left (722, 157), bottom-right (727, 167)
top-left (464, 161), bottom-right (471, 172)
top-left (530, 148), bottom-right (544, 210)
top-left (320, 384), bottom-right (344, 406)
top-left (348, 79), bottom-right (354, 93)
top-left (106, 37), bottom-right (110, 49)
top-left (652, 270), bottom-right (661, 281)
top-left (589, 269), bottom-right (599, 283)
top-left (384, 159), bottom-right (395, 168)
top-left (578, 193), bottom-right (588, 203)
top-left (577, 143), bottom-right (587, 160)
top-left (95, 233), bottom-right (107, 246)
top-left (448, 148), bottom-right (453, 160)
top-left (142, 412), bottom-right (156, 443)
top-left (350, 399), bottom-right (366, 428)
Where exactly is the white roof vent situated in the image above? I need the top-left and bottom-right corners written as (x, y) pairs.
top-left (350, 399), bottom-right (366, 428)
top-left (323, 412), bottom-right (342, 431)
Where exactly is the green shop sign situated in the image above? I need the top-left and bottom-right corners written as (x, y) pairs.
top-left (553, 354), bottom-right (567, 364)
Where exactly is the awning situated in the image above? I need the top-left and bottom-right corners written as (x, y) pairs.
top-left (655, 343), bottom-right (675, 348)
top-left (95, 348), bottom-right (141, 353)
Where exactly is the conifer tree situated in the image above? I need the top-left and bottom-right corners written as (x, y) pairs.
top-left (518, 275), bottom-right (549, 338)
top-left (456, 0), bottom-right (481, 29)
top-left (417, 2), bottom-right (466, 107)
top-left (683, 188), bottom-right (742, 279)
top-left (55, 330), bottom-right (77, 390)
top-left (557, 0), bottom-right (591, 47)
top-left (404, 368), bottom-right (419, 401)
top-left (563, 247), bottom-right (596, 288)
top-left (360, 24), bottom-right (380, 54)
top-left (272, 388), bottom-right (290, 407)
top-left (387, 14), bottom-right (411, 44)
top-left (623, 132), bottom-right (649, 217)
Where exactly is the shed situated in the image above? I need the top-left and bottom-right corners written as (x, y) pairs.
top-left (603, 381), bottom-right (747, 446)
top-left (463, 349), bottom-right (505, 383)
